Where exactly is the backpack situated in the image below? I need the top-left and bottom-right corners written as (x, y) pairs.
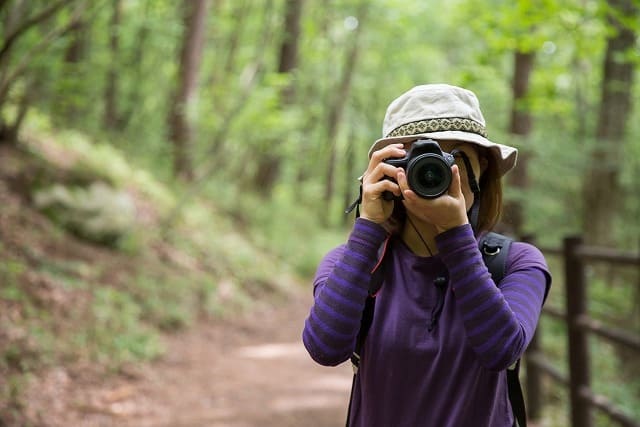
top-left (345, 232), bottom-right (527, 427)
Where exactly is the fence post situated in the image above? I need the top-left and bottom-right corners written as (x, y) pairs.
top-left (526, 328), bottom-right (542, 421)
top-left (564, 236), bottom-right (592, 427)
top-left (523, 234), bottom-right (542, 421)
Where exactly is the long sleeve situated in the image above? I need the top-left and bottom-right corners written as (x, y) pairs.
top-left (436, 224), bottom-right (550, 371)
top-left (302, 218), bottom-right (388, 366)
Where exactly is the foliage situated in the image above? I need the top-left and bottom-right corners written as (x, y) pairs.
top-left (1, 0), bottom-right (640, 424)
top-left (214, 181), bottom-right (348, 278)
top-left (33, 182), bottom-right (137, 245)
top-left (3, 0), bottom-right (637, 242)
top-left (85, 286), bottom-right (163, 367)
top-left (0, 130), bottom-right (301, 423)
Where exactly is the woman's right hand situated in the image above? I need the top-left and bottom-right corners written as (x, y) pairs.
top-left (359, 143), bottom-right (405, 224)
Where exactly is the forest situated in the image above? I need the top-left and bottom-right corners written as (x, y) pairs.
top-left (0, 0), bottom-right (639, 426)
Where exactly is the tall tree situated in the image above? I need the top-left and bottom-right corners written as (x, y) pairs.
top-left (323, 3), bottom-right (368, 208)
top-left (502, 50), bottom-right (534, 236)
top-left (168, 0), bottom-right (209, 181)
top-left (119, 0), bottom-right (151, 130)
top-left (222, 1), bottom-right (249, 77)
top-left (582, 0), bottom-right (637, 245)
top-left (103, 0), bottom-right (122, 130)
top-left (203, 0), bottom-right (275, 172)
top-left (252, 0), bottom-right (304, 194)
top-left (463, 1), bottom-right (564, 236)
top-left (58, 13), bottom-right (88, 125)
top-left (277, 0), bottom-right (303, 103)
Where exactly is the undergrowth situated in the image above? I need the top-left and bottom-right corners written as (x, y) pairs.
top-left (0, 120), bottom-right (338, 422)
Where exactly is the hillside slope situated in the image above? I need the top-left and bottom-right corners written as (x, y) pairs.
top-left (0, 136), bottom-right (307, 426)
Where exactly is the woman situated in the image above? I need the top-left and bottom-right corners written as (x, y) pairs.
top-left (302, 84), bottom-right (551, 427)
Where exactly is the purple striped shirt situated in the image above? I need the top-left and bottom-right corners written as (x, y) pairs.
top-left (303, 218), bottom-right (551, 427)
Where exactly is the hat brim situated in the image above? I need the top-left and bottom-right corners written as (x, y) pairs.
top-left (369, 131), bottom-right (517, 177)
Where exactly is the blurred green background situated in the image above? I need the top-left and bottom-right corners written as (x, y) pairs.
top-left (0, 0), bottom-right (639, 425)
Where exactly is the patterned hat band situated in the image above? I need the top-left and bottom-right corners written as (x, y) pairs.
top-left (386, 117), bottom-right (488, 139)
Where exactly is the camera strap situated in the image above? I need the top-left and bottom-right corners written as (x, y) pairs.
top-left (451, 149), bottom-right (481, 231)
top-left (345, 184), bottom-right (363, 216)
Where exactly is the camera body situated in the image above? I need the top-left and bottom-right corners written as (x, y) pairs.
top-left (383, 139), bottom-right (455, 199)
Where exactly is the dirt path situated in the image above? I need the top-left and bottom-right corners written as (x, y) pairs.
top-left (24, 289), bottom-right (353, 427)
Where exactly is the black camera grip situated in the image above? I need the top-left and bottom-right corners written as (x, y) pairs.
top-left (382, 190), bottom-right (396, 201)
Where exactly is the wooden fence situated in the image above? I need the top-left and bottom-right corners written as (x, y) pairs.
top-left (524, 236), bottom-right (640, 427)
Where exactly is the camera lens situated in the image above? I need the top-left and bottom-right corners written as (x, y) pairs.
top-left (406, 154), bottom-right (452, 198)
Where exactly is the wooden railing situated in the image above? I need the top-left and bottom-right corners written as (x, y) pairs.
top-left (524, 236), bottom-right (640, 427)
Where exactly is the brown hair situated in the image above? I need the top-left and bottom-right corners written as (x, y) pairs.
top-left (475, 151), bottom-right (503, 232)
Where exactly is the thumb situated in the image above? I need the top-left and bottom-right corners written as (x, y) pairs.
top-left (449, 165), bottom-right (463, 199)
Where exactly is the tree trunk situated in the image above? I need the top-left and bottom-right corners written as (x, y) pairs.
top-left (203, 0), bottom-right (274, 173)
top-left (103, 0), bottom-right (122, 131)
top-left (0, 0), bottom-right (25, 141)
top-left (277, 0), bottom-right (302, 103)
top-left (0, 0), bottom-right (27, 64)
top-left (252, 0), bottom-right (303, 195)
top-left (323, 3), bottom-right (367, 209)
top-left (168, 0), bottom-right (209, 181)
top-left (342, 124), bottom-right (356, 225)
top-left (58, 17), bottom-right (88, 124)
top-left (0, 0), bottom-right (69, 67)
top-left (119, 3), bottom-right (150, 130)
top-left (294, 0), bottom-right (331, 193)
top-left (502, 50), bottom-right (534, 236)
top-left (223, 1), bottom-right (249, 76)
top-left (582, 0), bottom-right (636, 245)
top-left (0, 0), bottom-right (67, 136)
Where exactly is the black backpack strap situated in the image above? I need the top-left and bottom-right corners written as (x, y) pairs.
top-left (479, 231), bottom-right (513, 284)
top-left (507, 359), bottom-right (527, 427)
top-left (349, 236), bottom-right (391, 373)
top-left (346, 236), bottom-right (390, 426)
top-left (479, 232), bottom-right (526, 427)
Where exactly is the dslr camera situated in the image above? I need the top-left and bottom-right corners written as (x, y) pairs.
top-left (383, 139), bottom-right (455, 200)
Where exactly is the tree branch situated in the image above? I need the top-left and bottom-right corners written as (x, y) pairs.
top-left (0, 3), bottom-right (87, 103)
top-left (0, 0), bottom-right (74, 62)
top-left (0, 0), bottom-right (11, 15)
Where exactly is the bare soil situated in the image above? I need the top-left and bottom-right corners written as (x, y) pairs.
top-left (14, 290), bottom-right (547, 427)
top-left (0, 143), bottom-right (352, 427)
top-left (21, 289), bottom-right (352, 427)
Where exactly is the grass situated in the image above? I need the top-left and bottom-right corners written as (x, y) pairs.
top-left (0, 124), bottom-right (313, 422)
top-left (4, 115), bottom-right (639, 426)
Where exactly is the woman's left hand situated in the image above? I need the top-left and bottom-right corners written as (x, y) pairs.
top-left (397, 164), bottom-right (469, 234)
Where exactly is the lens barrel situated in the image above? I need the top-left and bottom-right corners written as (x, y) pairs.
top-left (406, 154), bottom-right (452, 198)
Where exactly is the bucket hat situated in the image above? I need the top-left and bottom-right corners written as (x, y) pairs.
top-left (369, 84), bottom-right (518, 176)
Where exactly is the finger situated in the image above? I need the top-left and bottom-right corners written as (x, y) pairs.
top-left (448, 164), bottom-right (463, 198)
top-left (367, 144), bottom-right (405, 174)
top-left (396, 169), bottom-right (407, 192)
top-left (365, 162), bottom-right (402, 185)
top-left (364, 178), bottom-right (401, 199)
top-left (370, 143), bottom-right (405, 160)
top-left (397, 170), bottom-right (418, 201)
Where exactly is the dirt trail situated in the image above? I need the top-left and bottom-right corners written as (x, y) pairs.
top-left (24, 289), bottom-right (353, 427)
